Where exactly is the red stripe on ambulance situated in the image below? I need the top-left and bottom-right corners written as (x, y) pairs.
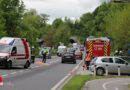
top-left (16, 39), bottom-right (29, 59)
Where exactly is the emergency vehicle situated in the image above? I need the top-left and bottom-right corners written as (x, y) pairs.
top-left (86, 37), bottom-right (110, 57)
top-left (0, 37), bottom-right (31, 69)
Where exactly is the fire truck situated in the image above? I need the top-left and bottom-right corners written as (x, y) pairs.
top-left (85, 37), bottom-right (110, 57)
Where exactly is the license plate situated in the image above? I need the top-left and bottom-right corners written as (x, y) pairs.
top-left (66, 57), bottom-right (71, 58)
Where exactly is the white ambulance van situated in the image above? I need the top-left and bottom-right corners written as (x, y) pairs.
top-left (0, 37), bottom-right (31, 69)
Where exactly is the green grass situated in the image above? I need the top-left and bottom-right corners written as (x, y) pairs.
top-left (61, 75), bottom-right (130, 90)
top-left (128, 84), bottom-right (130, 88)
top-left (61, 75), bottom-right (93, 90)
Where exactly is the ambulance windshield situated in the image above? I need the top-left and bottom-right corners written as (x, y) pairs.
top-left (0, 45), bottom-right (11, 53)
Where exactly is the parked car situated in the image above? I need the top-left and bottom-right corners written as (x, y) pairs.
top-left (57, 46), bottom-right (67, 56)
top-left (118, 56), bottom-right (130, 63)
top-left (66, 48), bottom-right (75, 53)
top-left (75, 51), bottom-right (83, 60)
top-left (80, 48), bottom-right (84, 51)
top-left (61, 52), bottom-right (76, 64)
top-left (89, 56), bottom-right (130, 76)
top-left (39, 48), bottom-right (51, 59)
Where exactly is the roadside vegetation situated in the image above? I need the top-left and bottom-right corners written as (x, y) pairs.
top-left (0, 0), bottom-right (130, 54)
top-left (128, 84), bottom-right (130, 90)
top-left (62, 75), bottom-right (130, 90)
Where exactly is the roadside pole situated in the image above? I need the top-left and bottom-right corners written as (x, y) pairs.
top-left (105, 64), bottom-right (108, 76)
top-left (94, 65), bottom-right (96, 78)
top-left (118, 66), bottom-right (121, 76)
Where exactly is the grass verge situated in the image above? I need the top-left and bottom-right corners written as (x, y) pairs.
top-left (61, 75), bottom-right (130, 90)
top-left (128, 84), bottom-right (130, 90)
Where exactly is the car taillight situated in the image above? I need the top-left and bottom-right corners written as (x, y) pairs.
top-left (91, 63), bottom-right (95, 66)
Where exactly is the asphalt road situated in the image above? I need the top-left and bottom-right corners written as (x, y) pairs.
top-left (0, 56), bottom-right (82, 90)
top-left (83, 78), bottom-right (130, 90)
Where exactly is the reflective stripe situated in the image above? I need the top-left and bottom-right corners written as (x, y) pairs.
top-left (85, 53), bottom-right (91, 61)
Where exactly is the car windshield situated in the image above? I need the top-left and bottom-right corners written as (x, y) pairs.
top-left (58, 48), bottom-right (66, 52)
top-left (91, 58), bottom-right (97, 63)
top-left (0, 45), bottom-right (11, 53)
top-left (120, 57), bottom-right (130, 63)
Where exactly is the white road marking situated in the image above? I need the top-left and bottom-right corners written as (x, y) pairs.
top-left (19, 70), bottom-right (24, 73)
top-left (34, 66), bottom-right (40, 68)
top-left (51, 60), bottom-right (83, 90)
top-left (102, 79), bottom-right (130, 90)
top-left (115, 87), bottom-right (118, 90)
top-left (1, 74), bottom-right (8, 77)
top-left (10, 72), bottom-right (17, 75)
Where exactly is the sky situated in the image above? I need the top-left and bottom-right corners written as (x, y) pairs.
top-left (23, 0), bottom-right (108, 23)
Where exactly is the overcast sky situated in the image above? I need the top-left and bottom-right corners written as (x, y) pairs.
top-left (23, 0), bottom-right (108, 23)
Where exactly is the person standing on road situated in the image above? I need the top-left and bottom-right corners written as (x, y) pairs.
top-left (31, 46), bottom-right (35, 63)
top-left (85, 50), bottom-right (92, 69)
top-left (42, 48), bottom-right (47, 63)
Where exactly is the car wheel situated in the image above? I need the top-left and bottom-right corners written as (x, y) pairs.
top-left (96, 68), bottom-right (104, 76)
top-left (6, 61), bottom-right (12, 69)
top-left (81, 57), bottom-right (82, 60)
top-left (24, 61), bottom-right (30, 69)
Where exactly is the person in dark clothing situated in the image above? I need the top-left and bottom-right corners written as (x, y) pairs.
top-left (42, 48), bottom-right (47, 63)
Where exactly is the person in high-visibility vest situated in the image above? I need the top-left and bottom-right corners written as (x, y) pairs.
top-left (31, 46), bottom-right (35, 63)
top-left (85, 50), bottom-right (92, 69)
top-left (42, 48), bottom-right (47, 63)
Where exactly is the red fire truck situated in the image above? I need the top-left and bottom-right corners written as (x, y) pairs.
top-left (86, 37), bottom-right (110, 57)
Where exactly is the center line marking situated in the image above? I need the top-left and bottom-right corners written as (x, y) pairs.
top-left (10, 72), bottom-right (17, 75)
top-left (1, 74), bottom-right (8, 77)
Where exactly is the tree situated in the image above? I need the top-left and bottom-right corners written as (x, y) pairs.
top-left (0, 0), bottom-right (24, 37)
top-left (52, 18), bottom-right (63, 28)
top-left (105, 5), bottom-right (130, 49)
top-left (40, 13), bottom-right (49, 27)
top-left (53, 24), bottom-right (71, 46)
top-left (43, 30), bottom-right (55, 47)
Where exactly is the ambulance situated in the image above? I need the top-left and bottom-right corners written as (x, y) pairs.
top-left (85, 37), bottom-right (110, 57)
top-left (0, 37), bottom-right (31, 69)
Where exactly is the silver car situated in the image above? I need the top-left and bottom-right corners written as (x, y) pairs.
top-left (89, 56), bottom-right (130, 76)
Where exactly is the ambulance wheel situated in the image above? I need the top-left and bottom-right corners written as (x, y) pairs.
top-left (24, 61), bottom-right (30, 69)
top-left (6, 61), bottom-right (12, 69)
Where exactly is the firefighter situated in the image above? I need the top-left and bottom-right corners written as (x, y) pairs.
top-left (85, 50), bottom-right (92, 69)
top-left (31, 46), bottom-right (35, 63)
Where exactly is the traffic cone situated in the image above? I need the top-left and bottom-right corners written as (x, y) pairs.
top-left (40, 62), bottom-right (43, 65)
top-left (84, 65), bottom-right (87, 69)
top-left (70, 70), bottom-right (72, 75)
top-left (0, 76), bottom-right (4, 87)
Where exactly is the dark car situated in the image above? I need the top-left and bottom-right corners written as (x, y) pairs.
top-left (75, 51), bottom-right (83, 60)
top-left (61, 52), bottom-right (76, 64)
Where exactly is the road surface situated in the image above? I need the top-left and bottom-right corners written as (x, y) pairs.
top-left (0, 56), bottom-right (82, 90)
